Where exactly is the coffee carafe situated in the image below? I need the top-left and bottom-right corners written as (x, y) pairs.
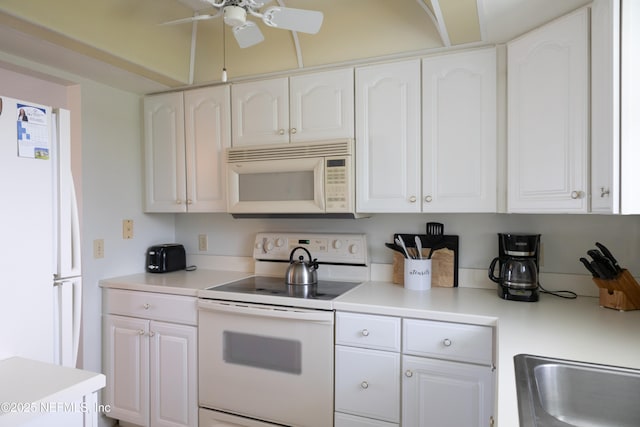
top-left (488, 233), bottom-right (541, 302)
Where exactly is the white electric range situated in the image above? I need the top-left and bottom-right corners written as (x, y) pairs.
top-left (197, 232), bottom-right (369, 427)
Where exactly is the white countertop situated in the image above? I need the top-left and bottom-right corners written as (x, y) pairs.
top-left (99, 269), bottom-right (253, 296)
top-left (98, 269), bottom-right (640, 426)
top-left (0, 357), bottom-right (106, 427)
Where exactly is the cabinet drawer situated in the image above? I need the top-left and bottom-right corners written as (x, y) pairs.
top-left (103, 288), bottom-right (197, 325)
top-left (403, 319), bottom-right (493, 365)
top-left (335, 346), bottom-right (400, 423)
top-left (336, 312), bottom-right (401, 351)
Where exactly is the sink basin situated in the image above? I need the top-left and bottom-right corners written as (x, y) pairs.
top-left (514, 354), bottom-right (640, 427)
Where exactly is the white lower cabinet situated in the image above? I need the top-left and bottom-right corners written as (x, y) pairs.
top-left (103, 289), bottom-right (198, 427)
top-left (402, 356), bottom-right (494, 427)
top-left (335, 312), bottom-right (495, 427)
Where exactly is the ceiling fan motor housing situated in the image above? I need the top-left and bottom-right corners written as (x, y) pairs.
top-left (224, 6), bottom-right (247, 26)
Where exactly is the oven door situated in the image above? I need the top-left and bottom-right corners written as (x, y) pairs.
top-left (227, 157), bottom-right (325, 214)
top-left (198, 299), bottom-right (334, 427)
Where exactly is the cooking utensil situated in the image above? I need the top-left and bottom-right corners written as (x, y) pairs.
top-left (285, 246), bottom-right (319, 285)
top-left (427, 241), bottom-right (447, 259)
top-left (426, 222), bottom-right (444, 237)
top-left (579, 257), bottom-right (598, 277)
top-left (385, 242), bottom-right (406, 256)
top-left (595, 242), bottom-right (622, 273)
top-left (395, 236), bottom-right (411, 259)
top-left (415, 236), bottom-right (423, 260)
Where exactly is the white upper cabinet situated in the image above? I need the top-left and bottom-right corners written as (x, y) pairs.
top-left (231, 69), bottom-right (354, 147)
top-left (507, 8), bottom-right (590, 213)
top-left (144, 86), bottom-right (231, 213)
top-left (231, 77), bottom-right (289, 146)
top-left (591, 0), bottom-right (640, 214)
top-left (422, 48), bottom-right (497, 212)
top-left (356, 59), bottom-right (421, 213)
top-left (290, 68), bottom-right (354, 142)
top-left (144, 92), bottom-right (186, 213)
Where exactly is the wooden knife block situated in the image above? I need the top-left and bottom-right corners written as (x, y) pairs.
top-left (592, 269), bottom-right (640, 311)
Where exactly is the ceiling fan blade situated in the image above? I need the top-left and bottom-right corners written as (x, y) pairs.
top-left (261, 7), bottom-right (323, 34)
top-left (160, 11), bottom-right (222, 26)
top-left (233, 22), bottom-right (265, 48)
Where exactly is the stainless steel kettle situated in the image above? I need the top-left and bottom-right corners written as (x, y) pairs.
top-left (285, 246), bottom-right (319, 285)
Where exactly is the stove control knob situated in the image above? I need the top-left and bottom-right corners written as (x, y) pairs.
top-left (264, 241), bottom-right (274, 252)
top-left (275, 238), bottom-right (285, 248)
top-left (332, 239), bottom-right (343, 250)
top-left (349, 244), bottom-right (360, 255)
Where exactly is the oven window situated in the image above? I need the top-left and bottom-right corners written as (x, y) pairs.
top-left (238, 171), bottom-right (314, 201)
top-left (223, 331), bottom-right (302, 374)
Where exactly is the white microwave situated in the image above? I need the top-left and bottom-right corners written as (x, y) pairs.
top-left (227, 139), bottom-right (362, 217)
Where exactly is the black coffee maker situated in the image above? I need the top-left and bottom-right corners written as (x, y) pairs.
top-left (488, 233), bottom-right (541, 302)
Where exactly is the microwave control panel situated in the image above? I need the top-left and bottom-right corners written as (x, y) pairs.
top-left (254, 232), bottom-right (367, 265)
top-left (325, 157), bottom-right (352, 211)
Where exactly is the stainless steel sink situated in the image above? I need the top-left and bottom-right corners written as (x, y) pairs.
top-left (514, 354), bottom-right (640, 427)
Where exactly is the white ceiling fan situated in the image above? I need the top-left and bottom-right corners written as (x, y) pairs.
top-left (162, 0), bottom-right (324, 48)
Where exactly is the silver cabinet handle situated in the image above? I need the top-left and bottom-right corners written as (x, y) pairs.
top-left (361, 329), bottom-right (370, 337)
top-left (571, 191), bottom-right (583, 199)
top-left (149, 331), bottom-right (155, 337)
top-left (138, 329), bottom-right (145, 335)
top-left (143, 303), bottom-right (150, 310)
top-left (360, 381), bottom-right (369, 389)
top-left (290, 128), bottom-right (297, 134)
top-left (409, 196), bottom-right (417, 203)
top-left (600, 187), bottom-right (610, 198)
top-left (176, 199), bottom-right (182, 204)
top-left (443, 338), bottom-right (452, 347)
top-left (405, 370), bottom-right (413, 378)
top-left (425, 195), bottom-right (433, 203)
top-left (278, 129), bottom-right (285, 135)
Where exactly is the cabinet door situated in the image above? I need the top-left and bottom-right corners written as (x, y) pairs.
top-left (144, 92), bottom-right (187, 212)
top-left (356, 60), bottom-right (421, 212)
top-left (507, 8), bottom-right (589, 213)
top-left (184, 86), bottom-right (231, 212)
top-left (402, 355), bottom-right (494, 427)
top-left (290, 68), bottom-right (354, 142)
top-left (591, 0), bottom-right (620, 213)
top-left (231, 78), bottom-right (289, 146)
top-left (150, 322), bottom-right (198, 427)
top-left (103, 314), bottom-right (149, 426)
top-left (422, 48), bottom-right (497, 212)
top-left (335, 346), bottom-right (400, 423)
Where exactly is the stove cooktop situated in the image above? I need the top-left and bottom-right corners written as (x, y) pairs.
top-left (211, 276), bottom-right (361, 301)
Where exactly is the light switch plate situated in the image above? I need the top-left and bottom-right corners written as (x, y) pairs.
top-left (198, 234), bottom-right (208, 251)
top-left (93, 239), bottom-right (104, 259)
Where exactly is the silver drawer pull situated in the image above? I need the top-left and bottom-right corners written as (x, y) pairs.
top-left (143, 303), bottom-right (150, 310)
top-left (405, 370), bottom-right (413, 378)
top-left (361, 329), bottom-right (370, 337)
top-left (149, 331), bottom-right (155, 337)
top-left (443, 338), bottom-right (452, 347)
top-left (138, 329), bottom-right (145, 335)
top-left (360, 381), bottom-right (369, 389)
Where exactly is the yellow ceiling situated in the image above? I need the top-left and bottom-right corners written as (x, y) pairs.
top-left (0, 0), bottom-right (591, 93)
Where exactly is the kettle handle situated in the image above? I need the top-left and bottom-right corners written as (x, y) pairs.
top-left (488, 257), bottom-right (501, 284)
top-left (289, 246), bottom-right (312, 263)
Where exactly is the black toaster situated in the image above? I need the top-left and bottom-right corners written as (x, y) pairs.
top-left (146, 244), bottom-right (186, 273)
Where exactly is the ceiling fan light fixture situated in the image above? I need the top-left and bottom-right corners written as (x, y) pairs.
top-left (224, 6), bottom-right (247, 27)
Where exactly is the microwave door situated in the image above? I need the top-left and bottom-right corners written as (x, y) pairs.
top-left (228, 157), bottom-right (325, 214)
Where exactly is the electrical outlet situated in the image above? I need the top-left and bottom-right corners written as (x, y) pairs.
top-left (123, 219), bottom-right (133, 239)
top-left (198, 234), bottom-right (208, 251)
top-left (93, 239), bottom-right (104, 259)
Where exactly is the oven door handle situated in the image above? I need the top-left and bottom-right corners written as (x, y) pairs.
top-left (198, 299), bottom-right (334, 324)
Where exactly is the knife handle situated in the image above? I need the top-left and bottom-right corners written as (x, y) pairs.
top-left (595, 242), bottom-right (621, 272)
top-left (579, 257), bottom-right (598, 277)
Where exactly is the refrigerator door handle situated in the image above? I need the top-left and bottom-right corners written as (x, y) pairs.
top-left (53, 278), bottom-right (82, 367)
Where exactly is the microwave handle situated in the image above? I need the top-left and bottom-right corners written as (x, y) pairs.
top-left (197, 299), bottom-right (334, 324)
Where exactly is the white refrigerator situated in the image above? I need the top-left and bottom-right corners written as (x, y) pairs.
top-left (0, 96), bottom-right (82, 368)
